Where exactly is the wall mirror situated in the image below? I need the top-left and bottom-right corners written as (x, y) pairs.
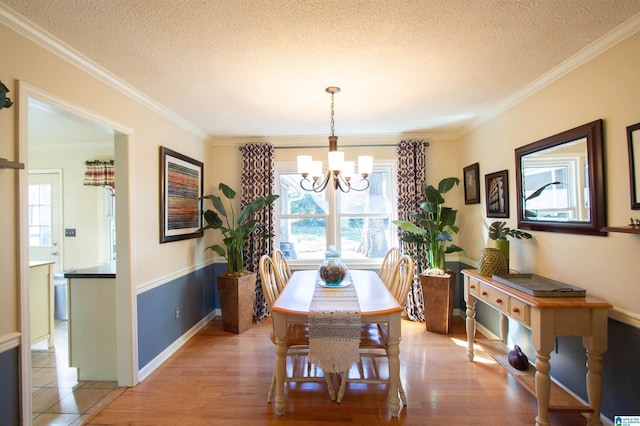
top-left (627, 122), bottom-right (640, 210)
top-left (515, 119), bottom-right (606, 235)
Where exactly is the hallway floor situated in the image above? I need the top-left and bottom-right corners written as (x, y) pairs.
top-left (31, 320), bottom-right (125, 425)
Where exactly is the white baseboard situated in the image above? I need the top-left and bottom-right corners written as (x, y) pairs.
top-left (137, 310), bottom-right (217, 382)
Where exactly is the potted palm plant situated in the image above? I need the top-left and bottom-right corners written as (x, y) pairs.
top-left (393, 177), bottom-right (464, 334)
top-left (202, 183), bottom-right (279, 333)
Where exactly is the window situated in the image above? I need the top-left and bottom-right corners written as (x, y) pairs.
top-left (523, 156), bottom-right (585, 220)
top-left (29, 183), bottom-right (52, 247)
top-left (275, 162), bottom-right (397, 265)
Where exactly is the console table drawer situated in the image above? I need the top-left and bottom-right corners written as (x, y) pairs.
top-left (478, 285), bottom-right (509, 313)
top-left (509, 298), bottom-right (530, 326)
top-left (467, 277), bottom-right (480, 295)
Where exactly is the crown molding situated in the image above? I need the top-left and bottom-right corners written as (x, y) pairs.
top-left (0, 4), bottom-right (207, 140)
top-left (206, 131), bottom-right (456, 148)
top-left (459, 11), bottom-right (640, 139)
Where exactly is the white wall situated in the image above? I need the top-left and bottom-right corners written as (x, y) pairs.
top-left (457, 31), bottom-right (640, 318)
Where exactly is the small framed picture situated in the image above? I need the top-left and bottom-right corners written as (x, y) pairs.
top-left (485, 170), bottom-right (509, 218)
top-left (160, 146), bottom-right (204, 243)
top-left (627, 122), bottom-right (640, 210)
top-left (463, 162), bottom-right (480, 204)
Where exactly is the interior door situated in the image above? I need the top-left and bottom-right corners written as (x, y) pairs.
top-left (28, 171), bottom-right (63, 275)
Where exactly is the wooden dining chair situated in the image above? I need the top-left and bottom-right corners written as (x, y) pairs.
top-left (378, 247), bottom-right (401, 289)
top-left (337, 255), bottom-right (414, 405)
top-left (271, 249), bottom-right (291, 288)
top-left (258, 255), bottom-right (337, 403)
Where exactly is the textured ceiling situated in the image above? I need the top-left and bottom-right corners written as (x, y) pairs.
top-left (3, 0), bottom-right (640, 139)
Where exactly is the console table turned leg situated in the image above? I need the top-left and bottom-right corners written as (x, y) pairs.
top-left (585, 350), bottom-right (604, 426)
top-left (534, 350), bottom-right (551, 426)
top-left (465, 300), bottom-right (476, 361)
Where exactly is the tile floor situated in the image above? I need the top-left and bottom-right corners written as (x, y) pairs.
top-left (31, 320), bottom-right (125, 425)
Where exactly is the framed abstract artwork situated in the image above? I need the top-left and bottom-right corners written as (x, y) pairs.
top-left (160, 146), bottom-right (204, 243)
top-left (485, 169), bottom-right (509, 218)
top-left (463, 162), bottom-right (480, 204)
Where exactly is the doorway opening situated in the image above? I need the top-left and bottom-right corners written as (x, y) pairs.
top-left (19, 83), bottom-right (136, 424)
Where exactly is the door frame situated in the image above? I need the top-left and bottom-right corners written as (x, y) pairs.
top-left (17, 82), bottom-right (138, 423)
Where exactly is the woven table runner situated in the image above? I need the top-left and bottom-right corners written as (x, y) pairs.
top-left (308, 272), bottom-right (361, 373)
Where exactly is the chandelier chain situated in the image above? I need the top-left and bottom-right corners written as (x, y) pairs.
top-left (330, 92), bottom-right (335, 137)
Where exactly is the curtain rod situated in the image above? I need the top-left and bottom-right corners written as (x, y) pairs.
top-left (273, 142), bottom-right (429, 149)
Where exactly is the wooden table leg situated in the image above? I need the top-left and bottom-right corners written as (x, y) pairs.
top-left (272, 311), bottom-right (287, 416)
top-left (534, 349), bottom-right (551, 426)
top-left (583, 309), bottom-right (608, 426)
top-left (466, 298), bottom-right (476, 361)
top-left (532, 314), bottom-right (554, 426)
top-left (387, 313), bottom-right (401, 417)
top-left (499, 313), bottom-right (508, 345)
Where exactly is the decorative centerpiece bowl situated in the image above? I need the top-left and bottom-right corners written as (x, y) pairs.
top-left (318, 246), bottom-right (347, 285)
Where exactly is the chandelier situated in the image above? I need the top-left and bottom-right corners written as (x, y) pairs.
top-left (297, 87), bottom-right (373, 193)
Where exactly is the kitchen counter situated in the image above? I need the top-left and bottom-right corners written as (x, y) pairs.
top-left (64, 262), bottom-right (117, 380)
top-left (63, 261), bottom-right (116, 279)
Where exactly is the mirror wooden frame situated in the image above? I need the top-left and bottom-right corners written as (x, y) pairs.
top-left (515, 119), bottom-right (606, 236)
top-left (627, 122), bottom-right (640, 210)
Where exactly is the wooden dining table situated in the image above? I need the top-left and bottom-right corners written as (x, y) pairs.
top-left (271, 269), bottom-right (404, 416)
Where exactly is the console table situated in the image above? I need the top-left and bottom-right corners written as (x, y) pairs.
top-left (461, 269), bottom-right (612, 426)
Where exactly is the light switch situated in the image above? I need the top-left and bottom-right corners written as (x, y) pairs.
top-left (65, 228), bottom-right (76, 237)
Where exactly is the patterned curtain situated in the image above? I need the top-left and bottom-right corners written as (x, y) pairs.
top-left (240, 143), bottom-right (276, 322)
top-left (83, 160), bottom-right (115, 188)
top-left (396, 140), bottom-right (427, 322)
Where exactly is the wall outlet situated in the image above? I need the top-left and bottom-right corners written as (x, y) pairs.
top-left (175, 309), bottom-right (180, 321)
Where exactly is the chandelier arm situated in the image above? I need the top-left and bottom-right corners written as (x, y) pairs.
top-left (313, 170), bottom-right (332, 192)
top-left (334, 172), bottom-right (351, 193)
top-left (348, 177), bottom-right (370, 192)
top-left (300, 170), bottom-right (332, 193)
top-left (336, 172), bottom-right (370, 192)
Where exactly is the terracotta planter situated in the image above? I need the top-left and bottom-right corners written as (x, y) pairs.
top-left (217, 273), bottom-right (256, 334)
top-left (420, 272), bottom-right (456, 334)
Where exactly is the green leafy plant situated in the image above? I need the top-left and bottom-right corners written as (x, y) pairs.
top-left (488, 221), bottom-right (532, 241)
top-left (202, 183), bottom-right (279, 275)
top-left (0, 80), bottom-right (13, 109)
top-left (393, 177), bottom-right (464, 272)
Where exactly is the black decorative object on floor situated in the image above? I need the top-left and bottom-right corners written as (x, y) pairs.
top-left (508, 345), bottom-right (529, 371)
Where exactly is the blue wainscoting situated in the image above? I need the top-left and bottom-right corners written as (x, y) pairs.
top-left (0, 346), bottom-right (20, 425)
top-left (458, 263), bottom-right (640, 422)
top-left (137, 263), bottom-right (224, 369)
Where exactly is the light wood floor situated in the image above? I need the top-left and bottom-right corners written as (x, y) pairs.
top-left (87, 316), bottom-right (590, 425)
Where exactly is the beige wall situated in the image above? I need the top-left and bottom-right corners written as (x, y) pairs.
top-left (458, 31), bottom-right (640, 316)
top-left (0, 23), bottom-right (210, 338)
